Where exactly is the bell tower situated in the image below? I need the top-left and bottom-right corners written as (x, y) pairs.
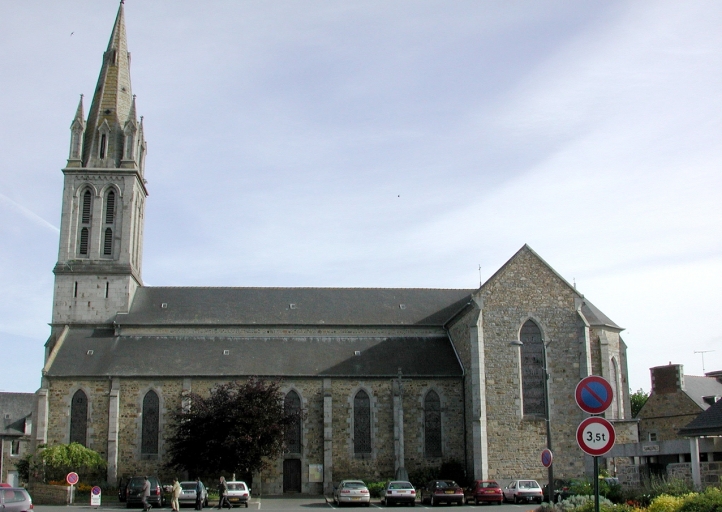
top-left (52, 1), bottom-right (147, 326)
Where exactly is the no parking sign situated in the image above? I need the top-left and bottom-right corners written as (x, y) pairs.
top-left (91, 486), bottom-right (102, 507)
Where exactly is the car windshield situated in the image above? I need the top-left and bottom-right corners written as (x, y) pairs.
top-left (519, 481), bottom-right (539, 489)
top-left (180, 482), bottom-right (198, 490)
top-left (227, 483), bottom-right (246, 491)
top-left (344, 482), bottom-right (366, 489)
top-left (128, 479), bottom-right (146, 490)
top-left (479, 482), bottom-right (499, 489)
top-left (389, 482), bottom-right (413, 490)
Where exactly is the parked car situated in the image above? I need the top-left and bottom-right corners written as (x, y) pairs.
top-left (502, 480), bottom-right (543, 504)
top-left (464, 480), bottom-right (502, 505)
top-left (179, 481), bottom-right (209, 509)
top-left (542, 479), bottom-right (572, 503)
top-left (118, 478), bottom-right (128, 502)
top-left (380, 480), bottom-right (416, 506)
top-left (333, 480), bottom-right (371, 507)
top-left (125, 476), bottom-right (163, 508)
top-left (226, 481), bottom-right (251, 508)
top-left (420, 480), bottom-right (464, 506)
top-left (0, 487), bottom-right (33, 512)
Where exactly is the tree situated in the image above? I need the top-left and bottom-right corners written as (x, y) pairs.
top-left (166, 378), bottom-right (299, 478)
top-left (18, 443), bottom-right (106, 483)
top-left (630, 388), bottom-right (649, 417)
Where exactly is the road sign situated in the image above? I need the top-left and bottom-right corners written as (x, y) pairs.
top-left (541, 448), bottom-right (553, 468)
top-left (577, 417), bottom-right (616, 456)
top-left (91, 486), bottom-right (102, 507)
top-left (575, 376), bottom-right (614, 414)
top-left (66, 472), bottom-right (79, 485)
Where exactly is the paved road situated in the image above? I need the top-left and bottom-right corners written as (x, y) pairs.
top-left (33, 498), bottom-right (540, 512)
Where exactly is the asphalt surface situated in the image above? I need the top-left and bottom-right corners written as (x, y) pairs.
top-left (32, 498), bottom-right (540, 512)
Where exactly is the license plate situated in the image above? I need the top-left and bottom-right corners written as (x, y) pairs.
top-left (352, 497), bottom-right (360, 500)
top-left (445, 490), bottom-right (455, 494)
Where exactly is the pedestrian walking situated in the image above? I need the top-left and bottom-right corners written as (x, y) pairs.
top-left (141, 476), bottom-right (152, 511)
top-left (195, 477), bottom-right (204, 511)
top-left (171, 478), bottom-right (182, 512)
top-left (217, 476), bottom-right (231, 509)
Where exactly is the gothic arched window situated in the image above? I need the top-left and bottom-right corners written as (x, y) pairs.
top-left (284, 390), bottom-right (301, 454)
top-left (520, 320), bottom-right (545, 417)
top-left (424, 390), bottom-right (442, 457)
top-left (69, 389), bottom-right (88, 446)
top-left (141, 390), bottom-right (159, 455)
top-left (353, 390), bottom-right (371, 454)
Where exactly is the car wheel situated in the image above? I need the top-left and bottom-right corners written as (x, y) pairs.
top-left (431, 497), bottom-right (435, 507)
top-left (475, 498), bottom-right (480, 506)
top-left (411, 501), bottom-right (416, 507)
top-left (513, 496), bottom-right (519, 504)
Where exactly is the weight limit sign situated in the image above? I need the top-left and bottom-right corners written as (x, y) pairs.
top-left (576, 416), bottom-right (616, 456)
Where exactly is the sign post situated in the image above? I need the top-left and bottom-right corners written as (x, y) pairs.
top-left (91, 486), bottom-right (102, 508)
top-left (574, 377), bottom-right (615, 512)
top-left (66, 472), bottom-right (79, 505)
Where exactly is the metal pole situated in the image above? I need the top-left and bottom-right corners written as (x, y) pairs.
top-left (594, 456), bottom-right (599, 512)
top-left (542, 342), bottom-right (554, 504)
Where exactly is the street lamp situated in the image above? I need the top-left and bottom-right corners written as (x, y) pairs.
top-left (511, 338), bottom-right (554, 503)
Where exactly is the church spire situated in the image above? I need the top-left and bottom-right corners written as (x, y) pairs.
top-left (82, 1), bottom-right (136, 168)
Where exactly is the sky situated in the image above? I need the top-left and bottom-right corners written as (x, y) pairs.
top-left (0, 1), bottom-right (720, 395)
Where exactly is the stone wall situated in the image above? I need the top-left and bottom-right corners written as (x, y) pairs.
top-left (476, 247), bottom-right (594, 482)
top-left (45, 374), bottom-right (464, 494)
top-left (638, 392), bottom-right (701, 442)
top-left (27, 483), bottom-right (72, 505)
top-left (667, 462), bottom-right (722, 487)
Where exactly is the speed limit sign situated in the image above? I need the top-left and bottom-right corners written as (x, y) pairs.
top-left (576, 417), bottom-right (616, 456)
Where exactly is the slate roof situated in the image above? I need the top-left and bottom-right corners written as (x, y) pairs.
top-left (678, 396), bottom-right (722, 437)
top-left (684, 375), bottom-right (722, 410)
top-left (0, 392), bottom-right (34, 436)
top-left (44, 328), bottom-right (463, 378)
top-left (579, 300), bottom-right (622, 330)
top-left (117, 287), bottom-right (475, 326)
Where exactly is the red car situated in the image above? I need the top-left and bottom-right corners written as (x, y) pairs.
top-left (464, 480), bottom-right (502, 505)
top-left (421, 480), bottom-right (464, 506)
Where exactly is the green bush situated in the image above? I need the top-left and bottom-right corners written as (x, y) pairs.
top-left (648, 494), bottom-right (686, 512)
top-left (408, 467), bottom-right (439, 489)
top-left (678, 487), bottom-right (722, 512)
top-left (366, 481), bottom-right (389, 499)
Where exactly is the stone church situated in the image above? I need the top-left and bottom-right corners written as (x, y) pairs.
top-left (32, 3), bottom-right (632, 494)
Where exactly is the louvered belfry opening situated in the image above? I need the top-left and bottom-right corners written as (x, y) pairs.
top-left (354, 390), bottom-right (371, 454)
top-left (79, 190), bottom-right (92, 255)
top-left (103, 228), bottom-right (113, 255)
top-left (105, 190), bottom-right (115, 223)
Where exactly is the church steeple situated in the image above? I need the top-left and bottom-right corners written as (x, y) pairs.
top-left (53, 1), bottom-right (148, 326)
top-left (79, 0), bottom-right (145, 170)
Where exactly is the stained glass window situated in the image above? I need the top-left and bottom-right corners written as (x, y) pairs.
top-left (520, 320), bottom-right (545, 417)
top-left (284, 390), bottom-right (301, 453)
top-left (425, 390), bottom-right (442, 457)
top-left (69, 389), bottom-right (88, 446)
top-left (141, 390), bottom-right (159, 455)
top-left (353, 390), bottom-right (371, 454)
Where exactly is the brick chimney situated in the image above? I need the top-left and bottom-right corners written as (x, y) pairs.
top-left (650, 364), bottom-right (684, 394)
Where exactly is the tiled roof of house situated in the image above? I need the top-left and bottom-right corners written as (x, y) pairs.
top-left (678, 396), bottom-right (722, 437)
top-left (0, 392), bottom-right (34, 436)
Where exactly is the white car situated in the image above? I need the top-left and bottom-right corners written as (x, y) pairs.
top-left (502, 480), bottom-right (543, 504)
top-left (381, 481), bottom-right (416, 506)
top-left (226, 481), bottom-right (251, 508)
top-left (334, 480), bottom-right (371, 507)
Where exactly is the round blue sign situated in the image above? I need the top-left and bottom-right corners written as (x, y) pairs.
top-left (575, 376), bottom-right (613, 414)
top-left (541, 448), bottom-right (553, 468)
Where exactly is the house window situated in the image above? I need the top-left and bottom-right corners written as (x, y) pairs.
top-left (141, 390), bottom-right (160, 455)
top-left (11, 440), bottom-right (20, 456)
top-left (424, 390), bottom-right (442, 457)
top-left (353, 390), bottom-right (371, 454)
top-left (284, 390), bottom-right (301, 454)
top-left (69, 389), bottom-right (88, 446)
top-left (520, 320), bottom-right (545, 417)
top-left (649, 432), bottom-right (657, 442)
